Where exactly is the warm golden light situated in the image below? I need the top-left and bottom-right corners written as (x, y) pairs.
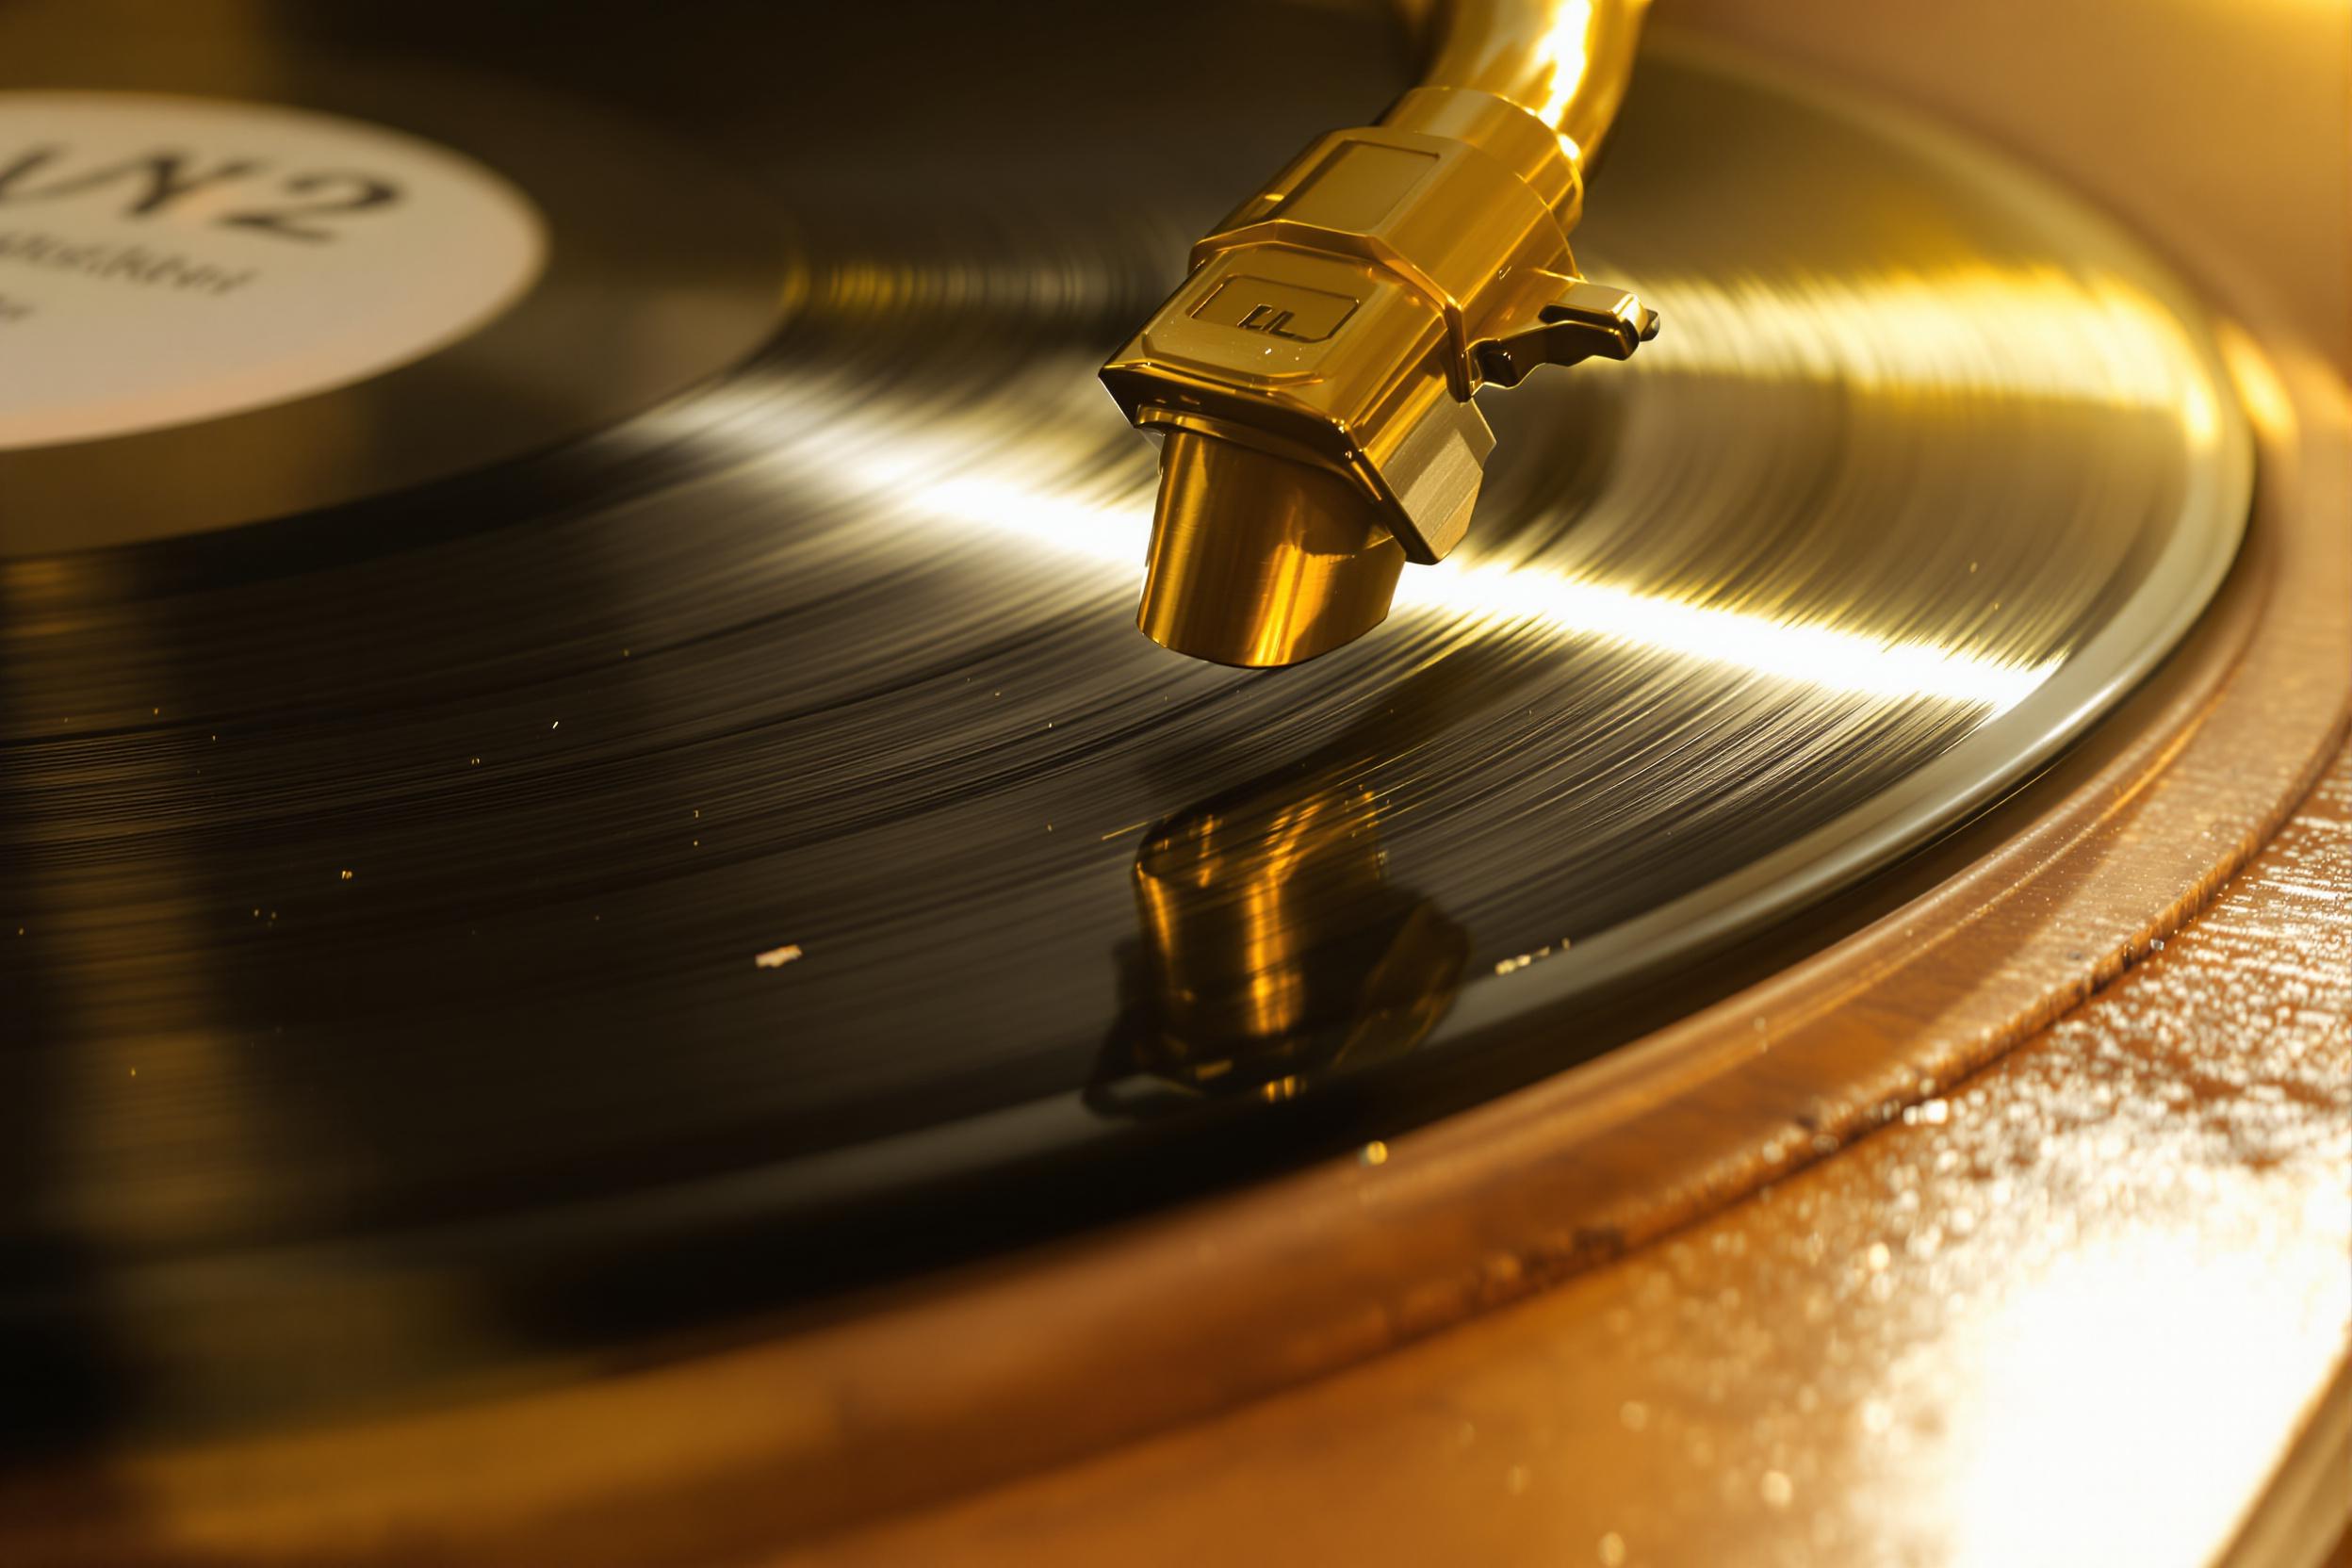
top-left (1632, 267), bottom-right (2223, 434)
top-left (1532, 0), bottom-right (1598, 152)
top-left (1401, 560), bottom-right (2055, 708)
top-left (811, 258), bottom-right (2230, 713)
top-left (1931, 1178), bottom-right (2351, 1564)
top-left (2216, 320), bottom-right (2301, 442)
top-left (859, 461), bottom-right (2054, 710)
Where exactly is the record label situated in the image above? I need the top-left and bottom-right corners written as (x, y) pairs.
top-left (0, 90), bottom-right (546, 450)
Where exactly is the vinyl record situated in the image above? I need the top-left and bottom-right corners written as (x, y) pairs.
top-left (0, 0), bottom-right (2247, 1441)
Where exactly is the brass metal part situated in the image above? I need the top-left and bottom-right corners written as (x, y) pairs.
top-left (1101, 0), bottom-right (1659, 667)
top-left (1138, 433), bottom-right (1408, 667)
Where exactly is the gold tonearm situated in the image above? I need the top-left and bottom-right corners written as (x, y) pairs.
top-left (1100, 0), bottom-right (1658, 667)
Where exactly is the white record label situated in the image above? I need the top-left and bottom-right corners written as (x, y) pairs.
top-left (0, 90), bottom-right (547, 449)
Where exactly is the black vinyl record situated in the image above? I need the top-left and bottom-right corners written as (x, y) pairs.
top-left (0, 0), bottom-right (2246, 1441)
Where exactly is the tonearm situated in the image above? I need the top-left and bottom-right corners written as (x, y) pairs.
top-left (1101, 0), bottom-right (1659, 666)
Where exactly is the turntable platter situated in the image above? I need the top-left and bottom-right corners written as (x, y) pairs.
top-left (0, 0), bottom-right (2248, 1440)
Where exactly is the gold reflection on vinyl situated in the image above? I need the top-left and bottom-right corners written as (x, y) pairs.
top-left (811, 253), bottom-right (2230, 715)
top-left (1093, 783), bottom-right (1468, 1110)
top-left (1640, 268), bottom-right (2222, 440)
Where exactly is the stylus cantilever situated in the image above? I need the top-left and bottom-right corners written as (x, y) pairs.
top-left (1100, 0), bottom-right (1659, 667)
